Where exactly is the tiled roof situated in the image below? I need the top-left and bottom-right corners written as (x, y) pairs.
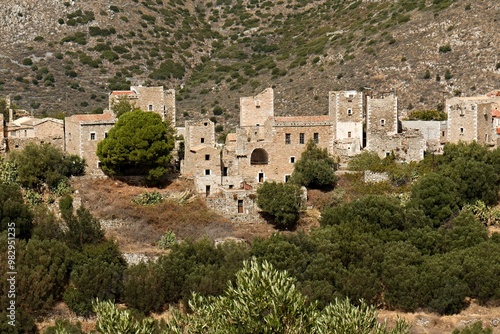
top-left (68, 113), bottom-right (115, 122)
top-left (497, 127), bottom-right (500, 135)
top-left (492, 109), bottom-right (500, 117)
top-left (274, 115), bottom-right (331, 123)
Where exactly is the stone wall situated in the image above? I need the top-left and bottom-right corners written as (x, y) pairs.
top-left (364, 171), bottom-right (390, 183)
top-left (366, 94), bottom-right (398, 148)
top-left (240, 88), bottom-right (274, 127)
top-left (65, 114), bottom-right (116, 175)
top-left (329, 90), bottom-right (364, 151)
top-left (205, 188), bottom-right (265, 224)
top-left (0, 114), bottom-right (5, 153)
top-left (367, 130), bottom-right (424, 162)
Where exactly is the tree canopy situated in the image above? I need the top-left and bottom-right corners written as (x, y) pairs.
top-left (96, 110), bottom-right (175, 183)
top-left (290, 139), bottom-right (337, 189)
top-left (257, 181), bottom-right (303, 228)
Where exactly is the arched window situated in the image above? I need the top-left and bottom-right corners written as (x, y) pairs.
top-left (250, 148), bottom-right (268, 165)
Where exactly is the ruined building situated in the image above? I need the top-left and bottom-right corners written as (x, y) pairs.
top-left (182, 87), bottom-right (426, 211)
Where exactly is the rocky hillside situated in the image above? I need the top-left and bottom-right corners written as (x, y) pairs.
top-left (0, 0), bottom-right (499, 129)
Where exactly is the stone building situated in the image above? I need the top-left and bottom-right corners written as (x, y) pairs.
top-left (64, 113), bottom-right (116, 175)
top-left (328, 90), bottom-right (364, 157)
top-left (108, 86), bottom-right (176, 126)
top-left (366, 92), bottom-right (424, 160)
top-left (4, 116), bottom-right (64, 151)
top-left (446, 95), bottom-right (500, 145)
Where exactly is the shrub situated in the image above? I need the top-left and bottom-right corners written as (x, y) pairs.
top-left (290, 140), bottom-right (337, 189)
top-left (257, 181), bottom-right (303, 228)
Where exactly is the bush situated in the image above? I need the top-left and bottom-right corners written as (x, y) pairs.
top-left (439, 44), bottom-right (452, 53)
top-left (290, 139), bottom-right (337, 189)
top-left (257, 181), bottom-right (303, 228)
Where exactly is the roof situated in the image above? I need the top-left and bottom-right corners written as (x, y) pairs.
top-left (110, 90), bottom-right (135, 96)
top-left (190, 144), bottom-right (213, 153)
top-left (274, 115), bottom-right (331, 123)
top-left (497, 128), bottom-right (500, 135)
top-left (9, 117), bottom-right (63, 127)
top-left (492, 109), bottom-right (500, 118)
top-left (67, 113), bottom-right (116, 123)
top-left (486, 90), bottom-right (500, 97)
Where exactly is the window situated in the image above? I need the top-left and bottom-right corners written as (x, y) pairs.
top-left (313, 132), bottom-right (319, 144)
top-left (148, 104), bottom-right (153, 111)
top-left (285, 175), bottom-right (291, 183)
top-left (238, 200), bottom-right (244, 213)
top-left (380, 119), bottom-right (385, 127)
top-left (229, 184), bottom-right (234, 189)
top-left (201, 138), bottom-right (205, 143)
top-left (97, 161), bottom-right (102, 168)
top-left (258, 172), bottom-right (264, 183)
top-left (204, 122), bottom-right (208, 126)
top-left (290, 157), bottom-right (295, 163)
top-left (104, 132), bottom-right (108, 138)
top-left (347, 108), bottom-right (353, 116)
top-left (223, 167), bottom-right (228, 176)
top-left (347, 131), bottom-right (352, 138)
top-left (205, 169), bottom-right (210, 175)
top-left (90, 132), bottom-right (96, 140)
top-left (285, 133), bottom-right (291, 144)
top-left (206, 185), bottom-right (210, 197)
top-left (460, 127), bottom-right (464, 135)
top-left (385, 152), bottom-right (391, 157)
top-left (205, 154), bottom-right (210, 161)
top-left (299, 133), bottom-right (305, 144)
top-left (442, 131), bottom-right (445, 137)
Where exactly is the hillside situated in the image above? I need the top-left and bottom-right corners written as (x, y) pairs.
top-left (0, 0), bottom-right (499, 130)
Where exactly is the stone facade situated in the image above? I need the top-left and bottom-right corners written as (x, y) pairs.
top-left (109, 86), bottom-right (176, 126)
top-left (4, 117), bottom-right (64, 151)
top-left (329, 90), bottom-right (364, 157)
top-left (446, 96), bottom-right (500, 145)
top-left (239, 87), bottom-right (274, 127)
top-left (64, 113), bottom-right (116, 175)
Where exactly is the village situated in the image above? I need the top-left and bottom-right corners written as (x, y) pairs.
top-left (1, 86), bottom-right (500, 220)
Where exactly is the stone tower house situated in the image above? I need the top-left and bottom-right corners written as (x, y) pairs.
top-left (108, 86), bottom-right (176, 126)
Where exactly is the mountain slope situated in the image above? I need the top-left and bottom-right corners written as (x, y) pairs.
top-left (0, 0), bottom-right (499, 129)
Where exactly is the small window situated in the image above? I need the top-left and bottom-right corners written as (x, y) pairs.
top-left (206, 185), bottom-right (210, 197)
top-left (90, 132), bottom-right (96, 140)
top-left (148, 104), bottom-right (153, 111)
top-left (285, 133), bottom-right (291, 144)
top-left (285, 175), bottom-right (291, 182)
top-left (229, 184), bottom-right (234, 189)
top-left (201, 138), bottom-right (205, 143)
top-left (313, 133), bottom-right (319, 144)
top-left (258, 172), bottom-right (264, 183)
top-left (347, 99), bottom-right (353, 103)
top-left (97, 161), bottom-right (102, 168)
top-left (347, 108), bottom-right (353, 116)
top-left (385, 152), bottom-right (391, 157)
top-left (238, 200), bottom-right (244, 213)
top-left (290, 157), bottom-right (295, 163)
top-left (223, 167), bottom-right (228, 176)
top-left (104, 132), bottom-right (108, 138)
top-left (442, 131), bottom-right (445, 137)
top-left (380, 119), bottom-right (385, 127)
top-left (205, 154), bottom-right (210, 161)
top-left (255, 100), bottom-right (261, 108)
top-left (204, 122), bottom-right (208, 126)
top-left (299, 133), bottom-right (305, 144)
top-left (205, 169), bottom-right (210, 175)
top-left (347, 131), bottom-right (352, 138)
top-left (460, 127), bottom-right (464, 135)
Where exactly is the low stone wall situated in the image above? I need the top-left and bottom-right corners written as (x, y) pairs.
top-left (364, 171), bottom-right (390, 183)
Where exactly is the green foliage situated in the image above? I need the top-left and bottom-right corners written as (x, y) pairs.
top-left (132, 191), bottom-right (164, 205)
top-left (97, 110), bottom-right (176, 184)
top-left (407, 109), bottom-right (447, 121)
top-left (43, 319), bottom-right (84, 334)
top-left (257, 181), bottom-right (303, 228)
top-left (93, 300), bottom-right (157, 334)
top-left (0, 237), bottom-right (72, 317)
top-left (0, 182), bottom-right (34, 239)
top-left (452, 322), bottom-right (493, 334)
top-left (408, 172), bottom-right (460, 224)
top-left (61, 32), bottom-right (87, 45)
top-left (290, 139), bottom-right (337, 189)
top-left (123, 261), bottom-right (165, 314)
top-left (439, 44), bottom-right (452, 53)
top-left (157, 230), bottom-right (176, 249)
top-left (164, 259), bottom-right (410, 333)
top-left (148, 59), bottom-right (185, 80)
top-left (31, 205), bottom-right (64, 241)
top-left (9, 143), bottom-right (85, 190)
top-left (64, 207), bottom-right (105, 251)
top-left (111, 98), bottom-right (136, 118)
top-left (64, 242), bottom-right (126, 316)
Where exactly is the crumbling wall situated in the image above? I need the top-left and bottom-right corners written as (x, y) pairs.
top-left (240, 88), bottom-right (274, 127)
